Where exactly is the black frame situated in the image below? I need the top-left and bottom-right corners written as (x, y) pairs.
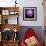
top-left (23, 7), bottom-right (37, 21)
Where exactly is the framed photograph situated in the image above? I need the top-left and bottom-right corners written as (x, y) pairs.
top-left (2, 10), bottom-right (9, 15)
top-left (23, 7), bottom-right (37, 21)
top-left (9, 10), bottom-right (18, 15)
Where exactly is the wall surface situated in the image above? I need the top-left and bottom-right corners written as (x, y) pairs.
top-left (0, 0), bottom-right (44, 26)
top-left (18, 0), bottom-right (44, 26)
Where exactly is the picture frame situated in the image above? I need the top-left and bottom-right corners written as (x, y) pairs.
top-left (2, 10), bottom-right (9, 15)
top-left (23, 7), bottom-right (37, 21)
top-left (9, 10), bottom-right (18, 15)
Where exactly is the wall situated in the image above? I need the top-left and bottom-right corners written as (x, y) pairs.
top-left (0, 0), bottom-right (44, 26)
top-left (18, 0), bottom-right (44, 26)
